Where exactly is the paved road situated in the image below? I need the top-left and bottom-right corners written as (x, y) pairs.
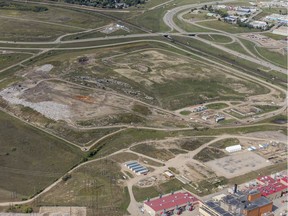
top-left (163, 0), bottom-right (235, 32)
top-left (163, 4), bottom-right (286, 73)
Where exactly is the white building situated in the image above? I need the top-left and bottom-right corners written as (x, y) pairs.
top-left (250, 21), bottom-right (268, 29)
top-left (225, 144), bottom-right (242, 153)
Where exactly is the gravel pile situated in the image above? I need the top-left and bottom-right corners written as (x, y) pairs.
top-left (0, 86), bottom-right (70, 121)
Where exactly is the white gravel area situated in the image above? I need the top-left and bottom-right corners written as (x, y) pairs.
top-left (0, 85), bottom-right (70, 121)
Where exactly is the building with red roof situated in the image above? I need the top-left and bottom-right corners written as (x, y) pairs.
top-left (251, 175), bottom-right (288, 200)
top-left (143, 191), bottom-right (198, 216)
top-left (280, 176), bottom-right (288, 186)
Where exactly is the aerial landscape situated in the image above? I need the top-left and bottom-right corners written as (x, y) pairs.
top-left (0, 0), bottom-right (287, 215)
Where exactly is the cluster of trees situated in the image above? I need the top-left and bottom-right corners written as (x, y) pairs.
top-left (0, 1), bottom-right (48, 12)
top-left (64, 0), bottom-right (145, 8)
top-left (201, 4), bottom-right (228, 17)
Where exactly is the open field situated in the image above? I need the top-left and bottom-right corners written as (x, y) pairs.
top-left (261, 32), bottom-right (287, 41)
top-left (37, 159), bottom-right (130, 216)
top-left (205, 152), bottom-right (271, 178)
top-left (0, 52), bottom-right (32, 70)
top-left (198, 20), bottom-right (260, 33)
top-left (0, 17), bottom-right (79, 42)
top-left (173, 18), bottom-right (215, 32)
top-left (1, 43), bottom-right (270, 116)
top-left (229, 162), bottom-right (287, 184)
top-left (210, 138), bottom-right (240, 149)
top-left (224, 42), bottom-right (251, 56)
top-left (0, 1), bottom-right (115, 42)
top-left (178, 137), bottom-right (214, 151)
top-left (254, 46), bottom-right (287, 69)
top-left (132, 6), bottom-right (171, 32)
top-left (182, 11), bottom-right (216, 21)
top-left (259, 113), bottom-right (287, 124)
top-left (131, 144), bottom-right (175, 161)
top-left (206, 103), bottom-right (229, 110)
top-left (109, 48), bottom-right (269, 110)
top-left (194, 147), bottom-right (227, 162)
top-left (0, 110), bottom-right (83, 202)
top-left (0, 5), bottom-right (112, 29)
top-left (197, 34), bottom-right (233, 43)
top-left (133, 179), bottom-right (184, 202)
top-left (88, 124), bottom-right (287, 158)
top-left (109, 152), bottom-right (164, 167)
top-left (174, 36), bottom-right (287, 87)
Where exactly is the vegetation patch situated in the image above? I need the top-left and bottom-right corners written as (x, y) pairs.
top-left (0, 1), bottom-right (48, 12)
top-left (37, 159), bottom-right (130, 216)
top-left (210, 138), bottom-right (240, 149)
top-left (133, 179), bottom-right (184, 202)
top-left (132, 104), bottom-right (152, 116)
top-left (169, 148), bottom-right (188, 155)
top-left (193, 147), bottom-right (227, 162)
top-left (131, 144), bottom-right (174, 161)
top-left (206, 103), bottom-right (229, 110)
top-left (0, 52), bottom-right (31, 70)
top-left (198, 34), bottom-right (233, 43)
top-left (254, 105), bottom-right (281, 113)
top-left (180, 110), bottom-right (191, 115)
top-left (0, 110), bottom-right (83, 202)
top-left (179, 137), bottom-right (214, 151)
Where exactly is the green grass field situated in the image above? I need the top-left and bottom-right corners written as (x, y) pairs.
top-left (0, 17), bottom-right (79, 42)
top-left (197, 34), bottom-right (233, 43)
top-left (206, 103), bottom-right (229, 110)
top-left (0, 52), bottom-right (31, 70)
top-left (173, 18), bottom-right (215, 32)
top-left (224, 42), bottom-right (251, 56)
top-left (198, 20), bottom-right (260, 33)
top-left (210, 138), bottom-right (239, 149)
top-left (89, 124), bottom-right (286, 158)
top-left (0, 3), bottom-right (114, 42)
top-left (0, 4), bottom-right (112, 29)
top-left (0, 110), bottom-right (83, 202)
top-left (133, 179), bottom-right (184, 202)
top-left (179, 137), bottom-right (214, 151)
top-left (194, 147), bottom-right (227, 162)
top-left (131, 144), bottom-right (175, 161)
top-left (132, 6), bottom-right (171, 32)
top-left (262, 32), bottom-right (287, 41)
top-left (37, 159), bottom-right (130, 216)
top-left (255, 46), bottom-right (287, 69)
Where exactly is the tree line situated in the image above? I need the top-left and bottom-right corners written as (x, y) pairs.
top-left (64, 0), bottom-right (145, 8)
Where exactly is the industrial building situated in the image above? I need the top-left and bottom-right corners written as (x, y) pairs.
top-left (163, 171), bottom-right (174, 179)
top-left (125, 161), bottom-right (149, 175)
top-left (225, 145), bottom-right (242, 153)
top-left (265, 14), bottom-right (288, 24)
top-left (249, 21), bottom-right (268, 29)
top-left (192, 105), bottom-right (207, 112)
top-left (143, 191), bottom-right (198, 216)
top-left (199, 187), bottom-right (273, 216)
top-left (251, 175), bottom-right (288, 200)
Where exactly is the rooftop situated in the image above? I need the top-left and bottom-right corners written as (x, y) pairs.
top-left (281, 176), bottom-right (288, 183)
top-left (144, 192), bottom-right (198, 212)
top-left (205, 201), bottom-right (234, 216)
top-left (222, 191), bottom-right (272, 210)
